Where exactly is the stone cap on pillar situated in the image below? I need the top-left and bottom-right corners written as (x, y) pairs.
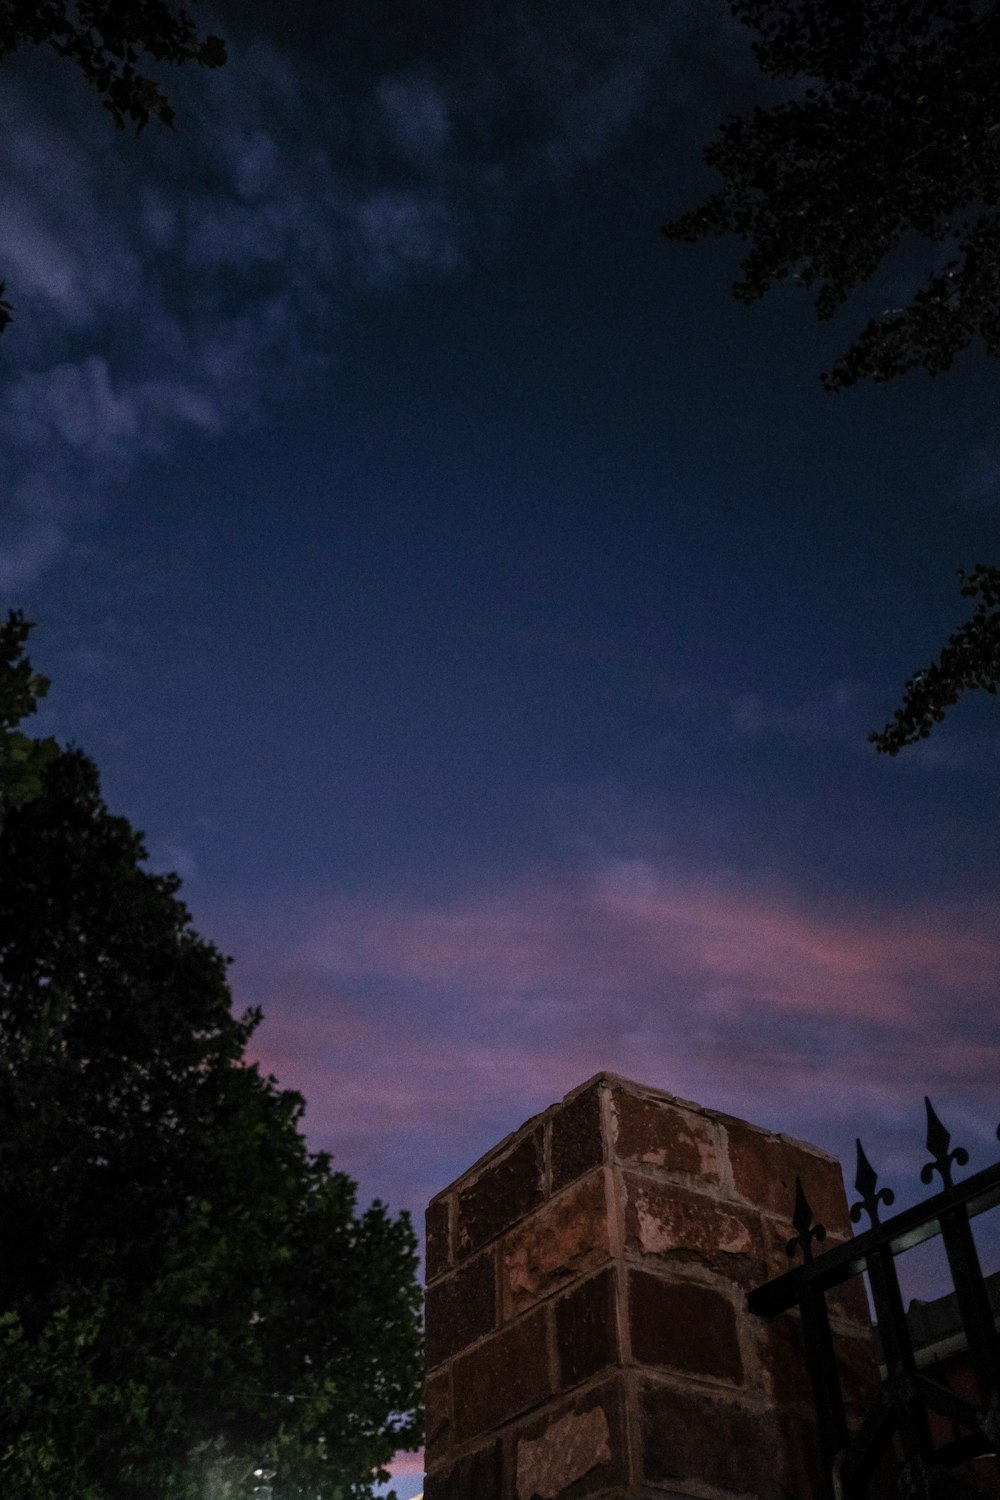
top-left (423, 1072), bottom-right (875, 1500)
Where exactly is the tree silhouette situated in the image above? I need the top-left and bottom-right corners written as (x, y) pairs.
top-left (664, 0), bottom-right (1000, 750)
top-left (0, 0), bottom-right (227, 332)
top-left (0, 618), bottom-right (422, 1498)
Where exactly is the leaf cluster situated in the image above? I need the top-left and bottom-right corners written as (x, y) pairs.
top-left (0, 1), bottom-right (226, 333)
top-left (869, 564), bottom-right (1000, 752)
top-left (0, 623), bottom-right (422, 1498)
top-left (0, 0), bottom-right (226, 131)
top-left (0, 613), bottom-right (57, 811)
top-left (663, 0), bottom-right (1000, 388)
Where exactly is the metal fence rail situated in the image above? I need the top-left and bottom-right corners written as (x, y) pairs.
top-left (747, 1101), bottom-right (1000, 1500)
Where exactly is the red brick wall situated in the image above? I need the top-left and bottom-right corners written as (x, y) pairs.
top-left (424, 1072), bottom-right (877, 1500)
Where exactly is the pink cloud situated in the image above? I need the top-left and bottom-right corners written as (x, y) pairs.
top-left (388, 1450), bottom-right (424, 1477)
top-left (230, 858), bottom-right (1000, 1229)
top-left (297, 859), bottom-right (996, 1024)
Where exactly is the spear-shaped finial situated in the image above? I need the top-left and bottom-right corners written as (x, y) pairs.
top-left (920, 1097), bottom-right (969, 1190)
top-left (786, 1175), bottom-right (827, 1262)
top-left (850, 1138), bottom-right (895, 1229)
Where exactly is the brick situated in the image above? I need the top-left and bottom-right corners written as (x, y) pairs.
top-left (756, 1311), bottom-right (876, 1427)
top-left (424, 1439), bottom-right (501, 1500)
top-left (629, 1270), bottom-right (743, 1383)
top-left (456, 1130), bottom-right (544, 1259)
top-left (829, 1273), bottom-right (873, 1329)
top-left (613, 1089), bottom-right (720, 1181)
top-left (774, 1412), bottom-right (823, 1500)
top-left (641, 1380), bottom-right (792, 1498)
top-left (623, 1171), bottom-right (763, 1287)
top-left (556, 1267), bottom-right (617, 1388)
top-left (426, 1248), bottom-right (496, 1370)
top-left (504, 1171), bottom-right (610, 1317)
top-left (511, 1378), bottom-right (626, 1500)
top-left (551, 1083), bottom-right (604, 1193)
top-left (755, 1310), bottom-right (813, 1410)
top-left (426, 1195), bottom-right (452, 1283)
top-left (425, 1369), bottom-right (451, 1462)
top-left (453, 1308), bottom-right (552, 1442)
top-left (726, 1120), bottom-right (850, 1232)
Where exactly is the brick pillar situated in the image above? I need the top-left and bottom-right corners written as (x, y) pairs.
top-left (424, 1072), bottom-right (876, 1500)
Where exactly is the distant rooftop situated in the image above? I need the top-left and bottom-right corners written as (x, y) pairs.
top-left (873, 1268), bottom-right (1000, 1369)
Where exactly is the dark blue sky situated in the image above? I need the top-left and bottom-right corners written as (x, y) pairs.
top-left (3, 15), bottom-right (999, 1476)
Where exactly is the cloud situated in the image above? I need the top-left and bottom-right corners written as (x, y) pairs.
top-left (387, 1450), bottom-right (424, 1477)
top-left (230, 853), bottom-right (1000, 1227)
top-left (354, 191), bottom-right (460, 282)
top-left (0, 5), bottom-right (731, 595)
top-left (729, 680), bottom-right (870, 745)
top-left (0, 509), bottom-right (64, 591)
top-left (300, 859), bottom-right (994, 1022)
top-left (0, 39), bottom-right (456, 594)
top-left (377, 76), bottom-right (451, 166)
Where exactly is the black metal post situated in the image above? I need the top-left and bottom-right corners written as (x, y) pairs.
top-left (937, 1202), bottom-right (1000, 1408)
top-left (798, 1281), bottom-right (850, 1498)
top-left (747, 1108), bottom-right (1000, 1500)
top-left (864, 1240), bottom-right (934, 1476)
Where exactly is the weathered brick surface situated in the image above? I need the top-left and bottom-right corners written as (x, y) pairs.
top-left (425, 1439), bottom-right (502, 1500)
top-left (551, 1083), bottom-right (604, 1193)
top-left (510, 1377), bottom-right (627, 1500)
top-left (755, 1311), bottom-right (812, 1410)
top-left (504, 1171), bottom-right (610, 1317)
top-left (726, 1119), bottom-right (849, 1231)
top-left (773, 1413), bottom-right (823, 1500)
top-left (555, 1267), bottom-right (617, 1389)
top-left (613, 1089), bottom-right (720, 1182)
top-left (425, 1247), bottom-right (497, 1370)
top-left (457, 1130), bottom-right (544, 1259)
top-left (756, 1313), bottom-right (877, 1424)
top-left (830, 1274), bottom-right (874, 1329)
top-left (629, 1270), bottom-right (743, 1384)
top-left (426, 1195), bottom-right (452, 1283)
top-left (641, 1380), bottom-right (802, 1499)
top-left (425, 1368), bottom-right (452, 1460)
top-left (453, 1308), bottom-right (552, 1442)
top-left (425, 1074), bottom-right (872, 1500)
top-left (623, 1171), bottom-right (763, 1286)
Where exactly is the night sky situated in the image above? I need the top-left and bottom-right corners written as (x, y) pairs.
top-left (4, 4), bottom-right (1000, 1491)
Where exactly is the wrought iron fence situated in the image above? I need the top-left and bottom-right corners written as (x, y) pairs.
top-left (747, 1100), bottom-right (1000, 1500)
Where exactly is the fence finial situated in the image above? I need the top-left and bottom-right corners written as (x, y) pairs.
top-left (850, 1138), bottom-right (895, 1229)
top-left (920, 1096), bottom-right (969, 1189)
top-left (786, 1175), bottom-right (826, 1261)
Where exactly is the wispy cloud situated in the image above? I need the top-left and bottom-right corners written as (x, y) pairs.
top-left (377, 75), bottom-right (451, 167)
top-left (0, 5), bottom-right (728, 595)
top-left (231, 854), bottom-right (1000, 1221)
top-left (729, 680), bottom-right (869, 745)
top-left (0, 37), bottom-right (454, 592)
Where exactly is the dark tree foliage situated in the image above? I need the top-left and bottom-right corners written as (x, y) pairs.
top-left (663, 0), bottom-right (1000, 391)
top-left (0, 619), bottom-right (422, 1499)
top-left (0, 0), bottom-right (226, 130)
top-left (665, 0), bottom-right (1000, 750)
top-left (0, 612), bottom-right (57, 811)
top-left (869, 565), bottom-right (1000, 753)
top-left (0, 0), bottom-right (226, 333)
